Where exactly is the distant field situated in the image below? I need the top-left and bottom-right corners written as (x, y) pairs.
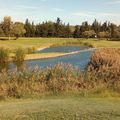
top-left (0, 96), bottom-right (120, 120)
top-left (0, 38), bottom-right (120, 52)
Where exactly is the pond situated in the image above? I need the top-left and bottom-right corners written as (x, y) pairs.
top-left (27, 51), bottom-right (93, 70)
top-left (37, 46), bottom-right (89, 53)
top-left (10, 46), bottom-right (95, 71)
top-left (26, 46), bottom-right (94, 70)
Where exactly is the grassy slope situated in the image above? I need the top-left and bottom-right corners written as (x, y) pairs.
top-left (1, 38), bottom-right (120, 60)
top-left (0, 38), bottom-right (75, 51)
top-left (0, 96), bottom-right (120, 120)
top-left (0, 38), bottom-right (120, 51)
top-left (86, 39), bottom-right (120, 48)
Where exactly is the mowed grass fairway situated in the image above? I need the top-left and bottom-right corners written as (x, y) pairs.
top-left (0, 96), bottom-right (120, 120)
top-left (0, 38), bottom-right (75, 50)
top-left (0, 38), bottom-right (120, 51)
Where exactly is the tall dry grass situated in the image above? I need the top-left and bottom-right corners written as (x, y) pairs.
top-left (88, 48), bottom-right (120, 93)
top-left (0, 48), bottom-right (120, 98)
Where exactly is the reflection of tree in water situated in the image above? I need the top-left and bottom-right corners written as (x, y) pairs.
top-left (0, 48), bottom-right (9, 72)
top-left (13, 48), bottom-right (25, 71)
top-left (0, 62), bottom-right (9, 72)
top-left (14, 61), bottom-right (26, 71)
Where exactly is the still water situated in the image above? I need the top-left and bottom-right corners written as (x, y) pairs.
top-left (37, 46), bottom-right (89, 53)
top-left (27, 46), bottom-right (94, 70)
top-left (10, 46), bottom-right (94, 70)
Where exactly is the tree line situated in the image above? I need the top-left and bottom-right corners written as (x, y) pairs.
top-left (0, 16), bottom-right (120, 39)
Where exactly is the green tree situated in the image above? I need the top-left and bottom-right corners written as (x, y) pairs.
top-left (92, 19), bottom-right (101, 34)
top-left (110, 24), bottom-right (120, 38)
top-left (54, 17), bottom-right (62, 37)
top-left (2, 16), bottom-right (13, 40)
top-left (40, 22), bottom-right (48, 37)
top-left (65, 23), bottom-right (71, 38)
top-left (80, 21), bottom-right (91, 36)
top-left (31, 22), bottom-right (36, 37)
top-left (82, 30), bottom-right (96, 38)
top-left (12, 22), bottom-right (26, 39)
top-left (100, 21), bottom-right (108, 32)
top-left (73, 25), bottom-right (80, 38)
top-left (47, 21), bottom-right (55, 37)
top-left (98, 31), bottom-right (110, 38)
top-left (24, 19), bottom-right (32, 37)
top-left (0, 27), bottom-right (5, 37)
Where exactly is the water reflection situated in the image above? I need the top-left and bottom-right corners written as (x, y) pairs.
top-left (37, 46), bottom-right (89, 53)
top-left (27, 50), bottom-right (94, 70)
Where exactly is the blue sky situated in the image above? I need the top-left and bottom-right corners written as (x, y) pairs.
top-left (0, 0), bottom-right (120, 25)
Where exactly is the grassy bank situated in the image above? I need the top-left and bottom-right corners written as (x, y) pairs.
top-left (0, 38), bottom-right (120, 51)
top-left (0, 38), bottom-right (75, 51)
top-left (0, 37), bottom-right (120, 61)
top-left (0, 96), bottom-right (120, 120)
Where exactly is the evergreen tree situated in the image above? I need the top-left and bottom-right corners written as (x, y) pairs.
top-left (73, 25), bottom-right (80, 38)
top-left (54, 17), bottom-right (61, 37)
top-left (92, 19), bottom-right (101, 34)
top-left (101, 21), bottom-right (108, 32)
top-left (24, 19), bottom-right (32, 37)
top-left (65, 23), bottom-right (71, 38)
top-left (47, 21), bottom-right (55, 37)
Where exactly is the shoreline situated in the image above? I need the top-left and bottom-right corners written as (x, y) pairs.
top-left (25, 48), bottom-right (96, 61)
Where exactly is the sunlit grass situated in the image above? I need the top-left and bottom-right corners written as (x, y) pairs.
top-left (0, 38), bottom-right (120, 52)
top-left (0, 96), bottom-right (120, 120)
